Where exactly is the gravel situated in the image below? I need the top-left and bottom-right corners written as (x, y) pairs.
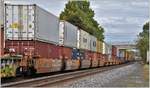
top-left (67, 63), bottom-right (138, 87)
top-left (48, 62), bottom-right (148, 87)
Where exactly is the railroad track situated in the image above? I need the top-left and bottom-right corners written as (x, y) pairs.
top-left (1, 62), bottom-right (133, 87)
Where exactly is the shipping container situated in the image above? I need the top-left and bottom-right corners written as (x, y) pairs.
top-left (72, 48), bottom-right (80, 59)
top-left (5, 3), bottom-right (59, 44)
top-left (91, 52), bottom-right (99, 67)
top-left (99, 41), bottom-right (103, 53)
top-left (59, 46), bottom-right (72, 59)
top-left (78, 29), bottom-right (90, 50)
top-left (84, 50), bottom-right (92, 59)
top-left (0, 0), bottom-right (4, 57)
top-left (59, 21), bottom-right (78, 48)
top-left (102, 42), bottom-right (105, 54)
top-left (117, 49), bottom-right (126, 60)
top-left (90, 35), bottom-right (96, 52)
top-left (0, 27), bottom-right (4, 57)
top-left (91, 59), bottom-right (98, 67)
top-left (102, 42), bottom-right (112, 55)
top-left (99, 54), bottom-right (105, 66)
top-left (5, 40), bottom-right (60, 59)
top-left (112, 45), bottom-right (117, 56)
top-left (34, 58), bottom-right (62, 73)
top-left (65, 59), bottom-right (80, 70)
top-left (96, 40), bottom-right (100, 53)
top-left (80, 59), bottom-right (91, 69)
top-left (79, 49), bottom-right (85, 59)
top-left (125, 50), bottom-right (134, 61)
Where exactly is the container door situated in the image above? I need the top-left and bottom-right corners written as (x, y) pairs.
top-left (5, 5), bottom-right (13, 40)
top-left (5, 5), bottom-right (35, 40)
top-left (28, 6), bottom-right (35, 40)
top-left (21, 6), bottom-right (28, 40)
top-left (13, 6), bottom-right (19, 40)
top-left (59, 22), bottom-right (64, 45)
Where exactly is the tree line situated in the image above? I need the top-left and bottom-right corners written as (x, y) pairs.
top-left (59, 1), bottom-right (104, 41)
top-left (137, 21), bottom-right (149, 63)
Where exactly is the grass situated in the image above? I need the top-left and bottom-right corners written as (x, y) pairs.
top-left (143, 64), bottom-right (149, 82)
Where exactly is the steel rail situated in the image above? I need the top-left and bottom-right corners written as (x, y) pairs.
top-left (1, 62), bottom-right (133, 87)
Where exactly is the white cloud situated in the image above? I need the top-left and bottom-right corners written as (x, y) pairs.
top-left (90, 0), bottom-right (148, 43)
top-left (131, 1), bottom-right (148, 7)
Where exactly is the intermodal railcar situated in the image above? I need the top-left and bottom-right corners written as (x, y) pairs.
top-left (0, 3), bottom-right (134, 78)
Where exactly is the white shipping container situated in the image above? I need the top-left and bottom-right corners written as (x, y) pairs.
top-left (59, 21), bottom-right (78, 48)
top-left (102, 42), bottom-right (112, 55)
top-left (78, 29), bottom-right (90, 50)
top-left (102, 42), bottom-right (105, 54)
top-left (5, 3), bottom-right (59, 44)
top-left (0, 0), bottom-right (4, 26)
top-left (90, 35), bottom-right (96, 52)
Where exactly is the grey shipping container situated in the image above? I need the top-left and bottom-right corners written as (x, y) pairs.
top-left (90, 35), bottom-right (96, 52)
top-left (4, 3), bottom-right (59, 44)
top-left (59, 21), bottom-right (78, 48)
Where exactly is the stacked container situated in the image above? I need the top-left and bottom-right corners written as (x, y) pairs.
top-left (59, 20), bottom-right (79, 59)
top-left (59, 21), bottom-right (78, 48)
top-left (78, 29), bottom-right (90, 50)
top-left (0, 0), bottom-right (4, 57)
top-left (96, 39), bottom-right (100, 53)
top-left (90, 35), bottom-right (96, 52)
top-left (5, 4), bottom-right (59, 43)
top-left (102, 42), bottom-right (111, 55)
top-left (5, 3), bottom-right (60, 58)
top-left (102, 42), bottom-right (113, 63)
top-left (99, 41), bottom-right (103, 53)
top-left (0, 27), bottom-right (4, 57)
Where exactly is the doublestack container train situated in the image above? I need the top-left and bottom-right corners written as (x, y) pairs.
top-left (0, 3), bottom-right (134, 78)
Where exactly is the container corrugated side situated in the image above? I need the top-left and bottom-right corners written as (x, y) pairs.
top-left (99, 41), bottom-right (103, 53)
top-left (5, 40), bottom-right (60, 59)
top-left (59, 22), bottom-right (64, 45)
top-left (0, 29), bottom-right (4, 57)
top-left (5, 4), bottom-right (60, 44)
top-left (59, 21), bottom-right (78, 48)
top-left (102, 42), bottom-right (105, 54)
top-left (36, 5), bottom-right (59, 44)
top-left (103, 42), bottom-right (112, 55)
top-left (79, 29), bottom-right (90, 50)
top-left (96, 40), bottom-right (100, 53)
top-left (77, 29), bottom-right (80, 49)
top-left (90, 35), bottom-right (96, 52)
top-left (5, 4), bottom-right (35, 40)
top-left (0, 0), bottom-right (4, 26)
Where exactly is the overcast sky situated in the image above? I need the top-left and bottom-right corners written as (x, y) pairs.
top-left (5, 0), bottom-right (149, 44)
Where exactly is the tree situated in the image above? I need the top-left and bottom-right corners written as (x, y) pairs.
top-left (60, 1), bottom-right (104, 41)
top-left (137, 22), bottom-right (149, 63)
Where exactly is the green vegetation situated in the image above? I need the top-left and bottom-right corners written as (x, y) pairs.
top-left (137, 21), bottom-right (149, 63)
top-left (1, 65), bottom-right (15, 77)
top-left (60, 1), bottom-right (104, 41)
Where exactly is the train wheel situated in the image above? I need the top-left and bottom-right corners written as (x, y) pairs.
top-left (26, 67), bottom-right (36, 76)
top-left (15, 67), bottom-right (22, 77)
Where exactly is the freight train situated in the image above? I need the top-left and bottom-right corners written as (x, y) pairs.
top-left (0, 3), bottom-right (134, 78)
